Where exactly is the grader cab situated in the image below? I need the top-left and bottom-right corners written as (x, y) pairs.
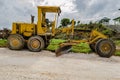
top-left (8, 6), bottom-right (61, 51)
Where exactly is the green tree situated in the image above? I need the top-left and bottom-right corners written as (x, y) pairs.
top-left (113, 17), bottom-right (120, 25)
top-left (88, 21), bottom-right (94, 29)
top-left (99, 17), bottom-right (110, 25)
top-left (60, 18), bottom-right (70, 27)
top-left (77, 21), bottom-right (80, 25)
top-left (89, 21), bottom-right (93, 25)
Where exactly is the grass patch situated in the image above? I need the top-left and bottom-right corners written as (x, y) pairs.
top-left (0, 39), bottom-right (7, 47)
top-left (71, 43), bottom-right (92, 53)
top-left (46, 39), bottom-right (66, 51)
top-left (47, 39), bottom-right (92, 53)
top-left (49, 39), bottom-right (66, 45)
top-left (46, 45), bottom-right (59, 51)
top-left (115, 50), bottom-right (120, 56)
top-left (115, 40), bottom-right (120, 47)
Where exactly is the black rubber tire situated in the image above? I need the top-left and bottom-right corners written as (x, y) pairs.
top-left (89, 44), bottom-right (95, 52)
top-left (27, 36), bottom-right (45, 52)
top-left (95, 39), bottom-right (116, 58)
top-left (7, 34), bottom-right (25, 50)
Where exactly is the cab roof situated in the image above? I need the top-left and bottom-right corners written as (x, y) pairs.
top-left (38, 6), bottom-right (61, 13)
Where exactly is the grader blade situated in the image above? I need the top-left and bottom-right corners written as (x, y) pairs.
top-left (55, 45), bottom-right (72, 57)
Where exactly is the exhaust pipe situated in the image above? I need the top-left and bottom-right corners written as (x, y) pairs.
top-left (31, 15), bottom-right (35, 23)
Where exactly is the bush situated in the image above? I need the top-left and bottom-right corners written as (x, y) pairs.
top-left (102, 29), bottom-right (113, 37)
top-left (115, 50), bottom-right (120, 56)
top-left (49, 39), bottom-right (66, 45)
top-left (46, 39), bottom-right (66, 51)
top-left (46, 44), bottom-right (59, 51)
top-left (115, 40), bottom-right (120, 46)
top-left (0, 39), bottom-right (7, 47)
top-left (71, 43), bottom-right (92, 53)
top-left (47, 39), bottom-right (92, 53)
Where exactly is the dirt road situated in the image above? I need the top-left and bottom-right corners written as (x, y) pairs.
top-left (0, 48), bottom-right (120, 80)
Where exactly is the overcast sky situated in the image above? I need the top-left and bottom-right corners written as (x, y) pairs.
top-left (0, 0), bottom-right (120, 29)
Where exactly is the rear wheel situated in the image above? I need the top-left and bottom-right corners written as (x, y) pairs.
top-left (95, 39), bottom-right (116, 58)
top-left (7, 34), bottom-right (25, 50)
top-left (27, 36), bottom-right (45, 52)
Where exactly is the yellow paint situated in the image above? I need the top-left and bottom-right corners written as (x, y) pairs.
top-left (89, 30), bottom-right (107, 44)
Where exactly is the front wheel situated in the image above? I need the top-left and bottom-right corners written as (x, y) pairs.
top-left (7, 34), bottom-right (25, 50)
top-left (27, 36), bottom-right (45, 52)
top-left (95, 39), bottom-right (116, 58)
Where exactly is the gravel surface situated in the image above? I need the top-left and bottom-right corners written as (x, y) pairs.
top-left (0, 48), bottom-right (120, 80)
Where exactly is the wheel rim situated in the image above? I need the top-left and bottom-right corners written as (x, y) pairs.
top-left (100, 43), bottom-right (111, 54)
top-left (30, 39), bottom-right (41, 49)
top-left (10, 38), bottom-right (20, 47)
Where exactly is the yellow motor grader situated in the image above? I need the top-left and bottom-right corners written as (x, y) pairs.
top-left (7, 6), bottom-right (116, 58)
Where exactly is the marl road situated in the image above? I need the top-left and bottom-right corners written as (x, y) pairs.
top-left (0, 48), bottom-right (120, 80)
